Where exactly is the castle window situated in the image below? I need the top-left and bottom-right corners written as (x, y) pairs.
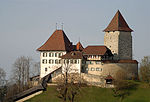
top-left (90, 61), bottom-right (93, 64)
top-left (43, 53), bottom-right (47, 57)
top-left (49, 53), bottom-right (51, 57)
top-left (77, 60), bottom-right (79, 64)
top-left (49, 60), bottom-right (51, 64)
top-left (42, 59), bottom-right (47, 64)
top-left (52, 60), bottom-right (54, 64)
top-left (52, 53), bottom-right (54, 57)
top-left (45, 68), bottom-right (47, 72)
top-left (96, 68), bottom-right (102, 71)
top-left (96, 68), bottom-right (99, 71)
top-left (67, 60), bottom-right (69, 64)
top-left (58, 60), bottom-right (61, 64)
top-left (58, 53), bottom-right (61, 57)
top-left (91, 68), bottom-right (95, 71)
top-left (74, 60), bottom-right (77, 64)
top-left (96, 61), bottom-right (100, 64)
top-left (55, 53), bottom-right (57, 57)
top-left (64, 59), bottom-right (69, 64)
top-left (70, 60), bottom-right (73, 64)
top-left (55, 59), bottom-right (58, 64)
top-left (42, 59), bottom-right (44, 64)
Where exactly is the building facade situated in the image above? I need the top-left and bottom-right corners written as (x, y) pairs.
top-left (37, 10), bottom-right (138, 84)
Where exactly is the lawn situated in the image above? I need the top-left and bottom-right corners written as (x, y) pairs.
top-left (25, 83), bottom-right (150, 102)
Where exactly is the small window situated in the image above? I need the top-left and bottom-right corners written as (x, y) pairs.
top-left (49, 60), bottom-right (51, 64)
top-left (45, 53), bottom-right (47, 57)
top-left (45, 60), bottom-right (47, 64)
top-left (52, 60), bottom-right (54, 64)
top-left (52, 53), bottom-right (54, 57)
top-left (55, 53), bottom-right (57, 57)
top-left (77, 60), bottom-right (79, 64)
top-left (58, 53), bottom-right (61, 57)
top-left (49, 53), bottom-right (51, 57)
top-left (42, 59), bottom-right (47, 64)
top-left (91, 68), bottom-right (95, 71)
top-left (96, 68), bottom-right (101, 71)
top-left (90, 61), bottom-right (93, 64)
top-left (74, 60), bottom-right (77, 64)
top-left (66, 60), bottom-right (69, 64)
top-left (55, 60), bottom-right (58, 64)
top-left (58, 60), bottom-right (61, 64)
top-left (42, 59), bottom-right (45, 64)
top-left (70, 60), bottom-right (73, 64)
top-left (43, 53), bottom-right (47, 57)
top-left (45, 68), bottom-right (47, 72)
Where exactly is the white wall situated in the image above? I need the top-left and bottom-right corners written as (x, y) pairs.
top-left (40, 51), bottom-right (66, 78)
top-left (62, 59), bottom-right (82, 74)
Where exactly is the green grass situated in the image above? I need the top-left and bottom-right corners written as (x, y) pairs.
top-left (25, 83), bottom-right (150, 102)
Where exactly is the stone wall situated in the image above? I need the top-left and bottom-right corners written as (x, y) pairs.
top-left (104, 31), bottom-right (132, 60)
top-left (119, 32), bottom-right (132, 60)
top-left (86, 61), bottom-right (138, 79)
top-left (104, 31), bottom-right (119, 60)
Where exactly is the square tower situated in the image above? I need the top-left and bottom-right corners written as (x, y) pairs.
top-left (104, 10), bottom-right (133, 60)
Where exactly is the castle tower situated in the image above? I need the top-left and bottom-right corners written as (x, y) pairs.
top-left (104, 10), bottom-right (133, 60)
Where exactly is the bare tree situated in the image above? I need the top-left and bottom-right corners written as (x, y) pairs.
top-left (12, 56), bottom-right (32, 92)
top-left (0, 68), bottom-right (7, 102)
top-left (56, 61), bottom-right (84, 102)
top-left (112, 70), bottom-right (137, 102)
top-left (139, 56), bottom-right (150, 83)
top-left (31, 62), bottom-right (40, 77)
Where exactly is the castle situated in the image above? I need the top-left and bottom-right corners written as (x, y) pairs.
top-left (37, 10), bottom-right (138, 85)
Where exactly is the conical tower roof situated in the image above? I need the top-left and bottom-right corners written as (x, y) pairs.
top-left (37, 30), bottom-right (72, 51)
top-left (104, 10), bottom-right (133, 32)
top-left (76, 42), bottom-right (84, 51)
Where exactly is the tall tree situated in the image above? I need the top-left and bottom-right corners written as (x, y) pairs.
top-left (112, 70), bottom-right (137, 102)
top-left (56, 62), bottom-right (84, 102)
top-left (0, 68), bottom-right (7, 102)
top-left (13, 56), bottom-right (32, 92)
top-left (139, 56), bottom-right (150, 82)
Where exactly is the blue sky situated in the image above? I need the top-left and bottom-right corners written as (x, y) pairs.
top-left (0, 0), bottom-right (150, 78)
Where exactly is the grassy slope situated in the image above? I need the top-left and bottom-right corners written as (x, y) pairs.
top-left (26, 84), bottom-right (150, 102)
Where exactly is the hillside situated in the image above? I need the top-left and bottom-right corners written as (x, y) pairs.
top-left (25, 83), bottom-right (150, 102)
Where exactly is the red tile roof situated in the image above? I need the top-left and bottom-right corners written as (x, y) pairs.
top-left (82, 46), bottom-right (108, 55)
top-left (60, 51), bottom-right (83, 59)
top-left (104, 10), bottom-right (133, 32)
top-left (37, 30), bottom-right (72, 51)
top-left (76, 42), bottom-right (84, 51)
top-left (105, 75), bottom-right (113, 80)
